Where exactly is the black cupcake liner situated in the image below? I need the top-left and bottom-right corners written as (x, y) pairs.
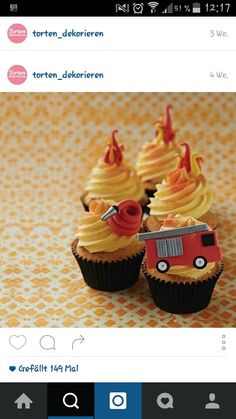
top-left (142, 261), bottom-right (224, 314)
top-left (145, 188), bottom-right (156, 198)
top-left (72, 239), bottom-right (145, 291)
top-left (143, 189), bottom-right (156, 214)
top-left (140, 195), bottom-right (151, 216)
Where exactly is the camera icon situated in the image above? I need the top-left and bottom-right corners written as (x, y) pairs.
top-left (109, 392), bottom-right (127, 410)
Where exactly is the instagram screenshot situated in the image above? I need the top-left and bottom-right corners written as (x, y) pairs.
top-left (0, 1), bottom-right (235, 418)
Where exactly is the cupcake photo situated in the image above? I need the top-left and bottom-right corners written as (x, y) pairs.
top-left (72, 199), bottom-right (145, 291)
top-left (139, 214), bottom-right (223, 314)
top-left (2, 92), bottom-right (235, 329)
top-left (136, 104), bottom-right (182, 198)
top-left (145, 142), bottom-right (218, 232)
top-left (81, 129), bottom-right (147, 211)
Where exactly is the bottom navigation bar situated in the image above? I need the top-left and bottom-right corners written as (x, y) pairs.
top-left (0, 383), bottom-right (235, 419)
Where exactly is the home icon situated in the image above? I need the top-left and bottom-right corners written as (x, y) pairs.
top-left (14, 393), bottom-right (33, 409)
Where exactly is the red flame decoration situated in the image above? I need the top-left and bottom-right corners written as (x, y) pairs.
top-left (104, 130), bottom-right (124, 165)
top-left (155, 104), bottom-right (175, 144)
top-left (178, 143), bottom-right (202, 173)
top-left (178, 143), bottom-right (191, 172)
top-left (163, 104), bottom-right (175, 143)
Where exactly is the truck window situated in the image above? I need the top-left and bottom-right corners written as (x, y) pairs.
top-left (201, 233), bottom-right (215, 247)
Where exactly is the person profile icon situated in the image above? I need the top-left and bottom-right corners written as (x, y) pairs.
top-left (205, 393), bottom-right (220, 409)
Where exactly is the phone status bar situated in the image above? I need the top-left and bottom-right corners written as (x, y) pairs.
top-left (0, 1), bottom-right (235, 16)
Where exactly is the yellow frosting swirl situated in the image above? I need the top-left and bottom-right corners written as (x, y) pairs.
top-left (78, 200), bottom-right (140, 253)
top-left (159, 214), bottom-right (215, 278)
top-left (165, 263), bottom-right (215, 279)
top-left (149, 148), bottom-right (213, 220)
top-left (86, 131), bottom-right (144, 202)
top-left (136, 122), bottom-right (181, 184)
top-left (85, 159), bottom-right (144, 202)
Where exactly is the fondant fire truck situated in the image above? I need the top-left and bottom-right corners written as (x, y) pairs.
top-left (137, 224), bottom-right (222, 273)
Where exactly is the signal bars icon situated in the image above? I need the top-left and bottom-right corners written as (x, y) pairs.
top-left (162, 3), bottom-right (173, 13)
top-left (148, 2), bottom-right (159, 13)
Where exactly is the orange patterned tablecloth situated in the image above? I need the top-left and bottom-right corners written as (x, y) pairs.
top-left (0, 92), bottom-right (236, 327)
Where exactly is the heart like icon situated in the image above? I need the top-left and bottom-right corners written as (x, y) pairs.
top-left (162, 398), bottom-right (169, 405)
top-left (9, 366), bottom-right (16, 372)
top-left (9, 335), bottom-right (27, 350)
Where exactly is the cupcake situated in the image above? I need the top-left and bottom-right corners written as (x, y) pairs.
top-left (145, 143), bottom-right (217, 231)
top-left (81, 130), bottom-right (147, 211)
top-left (72, 199), bottom-right (145, 291)
top-left (139, 214), bottom-right (223, 314)
top-left (136, 104), bottom-right (182, 198)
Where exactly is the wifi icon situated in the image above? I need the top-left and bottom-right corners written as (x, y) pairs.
top-left (148, 1), bottom-right (159, 13)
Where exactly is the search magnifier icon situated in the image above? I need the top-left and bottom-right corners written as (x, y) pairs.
top-left (63, 393), bottom-right (79, 410)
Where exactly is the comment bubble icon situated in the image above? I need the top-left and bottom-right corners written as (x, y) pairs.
top-left (39, 335), bottom-right (56, 350)
top-left (157, 392), bottom-right (174, 409)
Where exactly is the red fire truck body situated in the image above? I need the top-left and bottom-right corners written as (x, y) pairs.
top-left (137, 224), bottom-right (222, 273)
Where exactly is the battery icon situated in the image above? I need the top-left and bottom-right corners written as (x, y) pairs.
top-left (192, 2), bottom-right (201, 13)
